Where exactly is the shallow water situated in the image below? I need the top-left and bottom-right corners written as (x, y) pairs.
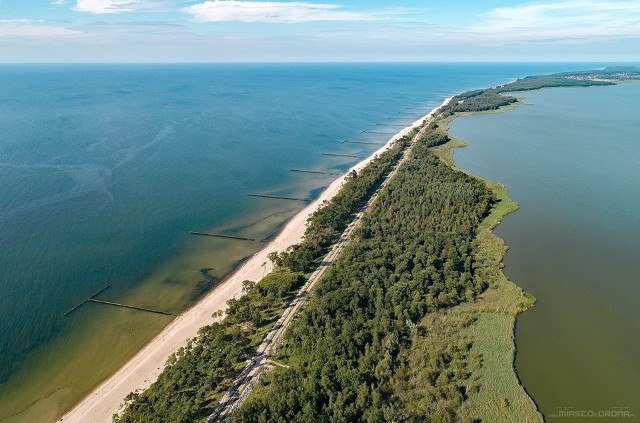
top-left (450, 83), bottom-right (640, 421)
top-left (0, 63), bottom-right (599, 421)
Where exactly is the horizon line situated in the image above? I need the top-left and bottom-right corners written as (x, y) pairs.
top-left (1, 60), bottom-right (638, 65)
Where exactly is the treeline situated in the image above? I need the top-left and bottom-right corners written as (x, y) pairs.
top-left (497, 74), bottom-right (613, 92)
top-left (232, 125), bottom-right (494, 422)
top-left (442, 69), bottom-right (627, 116)
top-left (443, 89), bottom-right (518, 114)
top-left (416, 120), bottom-right (451, 147)
top-left (273, 135), bottom-right (411, 272)
top-left (114, 136), bottom-right (413, 422)
top-left (115, 270), bottom-right (305, 423)
top-left (559, 66), bottom-right (640, 76)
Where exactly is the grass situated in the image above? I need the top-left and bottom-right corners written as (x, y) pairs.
top-left (428, 110), bottom-right (543, 423)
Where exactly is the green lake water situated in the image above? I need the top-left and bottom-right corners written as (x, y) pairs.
top-left (450, 83), bottom-right (640, 421)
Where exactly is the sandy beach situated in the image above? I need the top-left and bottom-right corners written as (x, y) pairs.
top-left (59, 98), bottom-right (450, 423)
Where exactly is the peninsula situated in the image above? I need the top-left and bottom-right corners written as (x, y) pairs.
top-left (65, 67), bottom-right (640, 423)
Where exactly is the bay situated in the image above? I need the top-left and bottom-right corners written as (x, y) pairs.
top-left (450, 82), bottom-right (640, 421)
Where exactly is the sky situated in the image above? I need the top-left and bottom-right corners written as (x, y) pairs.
top-left (0, 0), bottom-right (639, 62)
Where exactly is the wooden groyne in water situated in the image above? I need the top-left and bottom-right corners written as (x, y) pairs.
top-left (190, 231), bottom-right (256, 242)
top-left (64, 285), bottom-right (112, 317)
top-left (248, 194), bottom-right (312, 202)
top-left (362, 131), bottom-right (397, 135)
top-left (291, 169), bottom-right (342, 176)
top-left (64, 284), bottom-right (177, 317)
top-left (87, 299), bottom-right (178, 316)
top-left (342, 140), bottom-right (385, 145)
top-left (322, 153), bottom-right (363, 158)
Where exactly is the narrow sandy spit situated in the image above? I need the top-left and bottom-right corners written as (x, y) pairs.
top-left (59, 97), bottom-right (452, 423)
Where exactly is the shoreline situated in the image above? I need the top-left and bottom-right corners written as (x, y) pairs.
top-left (59, 97), bottom-right (453, 423)
top-left (445, 80), bottom-right (640, 420)
top-left (430, 102), bottom-right (542, 421)
top-left (453, 103), bottom-right (544, 418)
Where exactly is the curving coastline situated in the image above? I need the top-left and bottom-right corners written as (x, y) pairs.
top-left (430, 70), bottom-right (637, 420)
top-left (446, 77), bottom-right (640, 420)
top-left (219, 86), bottom-right (545, 422)
top-left (431, 121), bottom-right (542, 422)
top-left (59, 98), bottom-right (453, 423)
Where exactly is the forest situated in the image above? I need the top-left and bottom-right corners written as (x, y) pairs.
top-left (114, 134), bottom-right (413, 422)
top-left (231, 118), bottom-right (494, 423)
top-left (443, 89), bottom-right (518, 114)
top-left (495, 74), bottom-right (613, 92)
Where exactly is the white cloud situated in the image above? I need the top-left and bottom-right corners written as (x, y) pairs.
top-left (52, 0), bottom-right (67, 5)
top-left (464, 0), bottom-right (640, 43)
top-left (0, 19), bottom-right (82, 37)
top-left (0, 19), bottom-right (33, 24)
top-left (74, 0), bottom-right (173, 14)
top-left (183, 0), bottom-right (377, 23)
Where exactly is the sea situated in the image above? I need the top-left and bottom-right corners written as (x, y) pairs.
top-left (451, 82), bottom-right (640, 421)
top-left (0, 63), bottom-right (608, 422)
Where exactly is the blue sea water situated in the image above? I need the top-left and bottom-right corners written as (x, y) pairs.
top-left (0, 63), bottom-right (604, 421)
